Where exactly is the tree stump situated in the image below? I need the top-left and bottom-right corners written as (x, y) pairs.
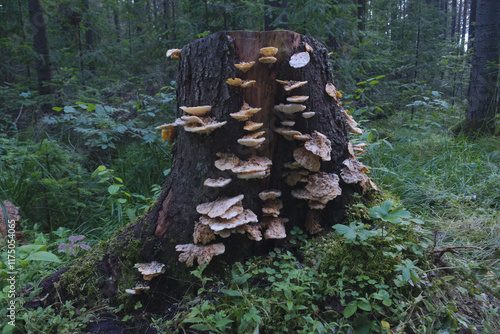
top-left (35, 30), bottom-right (374, 309)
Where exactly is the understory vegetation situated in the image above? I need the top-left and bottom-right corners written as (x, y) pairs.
top-left (1, 0), bottom-right (499, 332)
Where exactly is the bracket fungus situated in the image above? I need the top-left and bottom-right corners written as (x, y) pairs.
top-left (237, 131), bottom-right (266, 148)
top-left (196, 194), bottom-right (245, 218)
top-left (283, 169), bottom-right (309, 186)
top-left (125, 283), bottom-right (150, 295)
top-left (199, 209), bottom-right (258, 232)
top-left (176, 243), bottom-right (225, 267)
top-left (230, 102), bottom-right (262, 121)
top-left (262, 199), bottom-right (283, 217)
top-left (234, 61), bottom-right (255, 73)
top-left (340, 157), bottom-right (378, 193)
top-left (274, 127), bottom-right (303, 141)
top-left (155, 122), bottom-right (178, 146)
top-left (259, 189), bottom-right (282, 201)
top-left (226, 78), bottom-right (256, 88)
top-left (281, 120), bottom-right (296, 127)
top-left (302, 112), bottom-right (316, 119)
top-left (134, 261), bottom-right (166, 280)
top-left (340, 108), bottom-right (363, 134)
top-left (274, 104), bottom-right (307, 114)
top-left (276, 79), bottom-right (308, 92)
top-left (263, 217), bottom-right (288, 239)
top-left (325, 83), bottom-right (342, 104)
top-left (305, 211), bottom-right (323, 234)
top-left (215, 152), bottom-right (240, 171)
top-left (291, 172), bottom-right (342, 210)
top-left (244, 121), bottom-right (264, 131)
top-left (304, 42), bottom-right (314, 53)
top-left (193, 222), bottom-right (216, 245)
top-left (166, 49), bottom-right (181, 58)
top-left (259, 46), bottom-right (278, 57)
top-left (293, 147), bottom-right (321, 172)
top-left (304, 131), bottom-right (332, 161)
top-left (289, 52), bottom-right (311, 68)
top-left (182, 116), bottom-right (227, 134)
top-left (180, 105), bottom-right (211, 116)
top-left (204, 177), bottom-right (232, 188)
top-left (259, 56), bottom-right (277, 64)
top-left (231, 156), bottom-right (272, 179)
top-left (287, 95), bottom-right (309, 103)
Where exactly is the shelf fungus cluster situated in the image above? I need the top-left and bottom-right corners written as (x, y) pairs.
top-left (340, 153), bottom-right (378, 194)
top-left (169, 38), bottom-right (376, 269)
top-left (215, 153), bottom-right (272, 179)
top-left (126, 261), bottom-right (165, 293)
top-left (259, 46), bottom-right (278, 63)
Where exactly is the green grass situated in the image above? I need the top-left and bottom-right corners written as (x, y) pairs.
top-left (361, 109), bottom-right (500, 300)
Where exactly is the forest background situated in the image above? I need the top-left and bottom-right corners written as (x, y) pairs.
top-left (0, 0), bottom-right (499, 333)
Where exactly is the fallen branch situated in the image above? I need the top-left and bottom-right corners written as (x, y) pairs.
top-left (431, 246), bottom-right (483, 260)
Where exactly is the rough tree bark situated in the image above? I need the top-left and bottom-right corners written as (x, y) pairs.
top-left (32, 31), bottom-right (371, 312)
top-left (464, 0), bottom-right (500, 133)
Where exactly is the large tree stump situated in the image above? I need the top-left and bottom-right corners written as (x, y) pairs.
top-left (35, 31), bottom-right (373, 310)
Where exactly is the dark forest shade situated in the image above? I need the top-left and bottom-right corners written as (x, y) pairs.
top-left (28, 0), bottom-right (52, 96)
top-left (465, 0), bottom-right (500, 133)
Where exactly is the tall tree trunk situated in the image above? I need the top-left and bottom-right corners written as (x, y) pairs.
top-left (114, 9), bottom-right (121, 43)
top-left (32, 31), bottom-right (368, 313)
top-left (357, 0), bottom-right (366, 31)
top-left (163, 0), bottom-right (169, 36)
top-left (451, 0), bottom-right (457, 38)
top-left (461, 0), bottom-right (468, 47)
top-left (457, 0), bottom-right (463, 42)
top-left (465, 0), bottom-right (500, 133)
top-left (83, 0), bottom-right (95, 72)
top-left (17, 0), bottom-right (31, 77)
top-left (264, 0), bottom-right (288, 31)
top-left (28, 0), bottom-right (52, 97)
top-left (468, 0), bottom-right (477, 49)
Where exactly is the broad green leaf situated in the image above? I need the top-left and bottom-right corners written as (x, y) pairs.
top-left (343, 303), bottom-right (357, 318)
top-left (21, 251), bottom-right (61, 264)
top-left (108, 185), bottom-right (120, 195)
top-left (221, 289), bottom-right (242, 297)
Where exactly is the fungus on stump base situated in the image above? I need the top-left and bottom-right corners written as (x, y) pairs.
top-left (34, 31), bottom-right (376, 309)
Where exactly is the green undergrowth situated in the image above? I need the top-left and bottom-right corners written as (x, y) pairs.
top-left (139, 197), bottom-right (498, 333)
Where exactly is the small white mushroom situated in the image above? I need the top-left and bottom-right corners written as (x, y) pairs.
top-left (204, 178), bottom-right (232, 188)
top-left (125, 283), bottom-right (150, 295)
top-left (289, 52), bottom-right (310, 68)
top-left (302, 112), bottom-right (316, 119)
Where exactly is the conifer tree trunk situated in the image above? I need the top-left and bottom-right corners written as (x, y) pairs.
top-left (465, 0), bottom-right (500, 133)
top-left (33, 31), bottom-right (371, 309)
top-left (28, 0), bottom-right (52, 97)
